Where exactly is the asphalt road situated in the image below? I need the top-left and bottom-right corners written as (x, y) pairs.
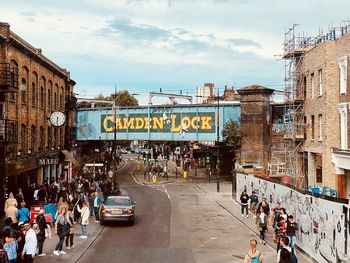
top-left (77, 156), bottom-right (277, 263)
top-left (76, 158), bottom-right (195, 263)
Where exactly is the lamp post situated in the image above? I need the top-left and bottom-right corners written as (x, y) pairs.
top-left (216, 91), bottom-right (220, 193)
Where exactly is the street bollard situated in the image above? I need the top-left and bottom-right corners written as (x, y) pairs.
top-left (183, 170), bottom-right (188, 179)
top-left (152, 174), bottom-right (157, 184)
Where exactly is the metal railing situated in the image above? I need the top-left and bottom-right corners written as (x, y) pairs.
top-left (0, 63), bottom-right (18, 92)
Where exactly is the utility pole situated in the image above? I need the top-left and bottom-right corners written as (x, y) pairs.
top-left (216, 89), bottom-right (220, 193)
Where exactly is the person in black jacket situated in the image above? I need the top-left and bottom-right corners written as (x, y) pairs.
top-left (250, 191), bottom-right (259, 218)
top-left (286, 215), bottom-right (297, 249)
top-left (240, 190), bottom-right (250, 218)
top-left (36, 209), bottom-right (48, 257)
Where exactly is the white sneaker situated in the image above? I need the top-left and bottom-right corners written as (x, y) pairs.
top-left (53, 250), bottom-right (60, 256)
top-left (259, 240), bottom-right (263, 243)
top-left (95, 220), bottom-right (100, 223)
top-left (80, 235), bottom-right (85, 238)
top-left (81, 235), bottom-right (88, 239)
top-left (59, 251), bottom-right (67, 255)
top-left (38, 253), bottom-right (46, 257)
top-left (66, 246), bottom-right (71, 250)
top-left (241, 214), bottom-right (244, 217)
top-left (246, 215), bottom-right (249, 218)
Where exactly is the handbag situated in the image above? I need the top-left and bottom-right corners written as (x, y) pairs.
top-left (69, 227), bottom-right (75, 234)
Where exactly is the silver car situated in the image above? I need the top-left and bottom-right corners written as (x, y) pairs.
top-left (99, 195), bottom-right (136, 225)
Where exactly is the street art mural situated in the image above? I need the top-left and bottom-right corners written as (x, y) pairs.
top-left (237, 173), bottom-right (350, 263)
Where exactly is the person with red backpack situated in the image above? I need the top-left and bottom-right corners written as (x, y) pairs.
top-left (244, 239), bottom-right (264, 263)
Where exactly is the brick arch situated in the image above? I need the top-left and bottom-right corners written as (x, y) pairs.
top-left (9, 59), bottom-right (18, 67)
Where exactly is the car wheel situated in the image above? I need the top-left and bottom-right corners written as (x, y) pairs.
top-left (100, 220), bottom-right (104, 225)
top-left (129, 217), bottom-right (135, 226)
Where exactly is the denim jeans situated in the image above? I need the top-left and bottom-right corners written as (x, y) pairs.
top-left (288, 235), bottom-right (296, 249)
top-left (81, 224), bottom-right (88, 236)
top-left (241, 204), bottom-right (248, 215)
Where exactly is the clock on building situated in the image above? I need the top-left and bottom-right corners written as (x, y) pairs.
top-left (49, 111), bottom-right (66, 127)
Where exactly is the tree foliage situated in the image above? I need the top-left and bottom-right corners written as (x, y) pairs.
top-left (94, 90), bottom-right (139, 107)
top-left (221, 120), bottom-right (241, 153)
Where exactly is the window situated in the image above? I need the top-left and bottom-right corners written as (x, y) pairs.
top-left (54, 92), bottom-right (57, 110)
top-left (54, 128), bottom-right (57, 147)
top-left (339, 103), bottom-right (348, 149)
top-left (311, 73), bottom-right (315, 98)
top-left (21, 78), bottom-right (27, 103)
top-left (315, 154), bottom-right (322, 184)
top-left (311, 115), bottom-right (315, 140)
top-left (59, 128), bottom-right (63, 146)
top-left (31, 82), bottom-right (36, 106)
top-left (39, 126), bottom-right (45, 150)
top-left (339, 56), bottom-right (348, 95)
top-left (30, 125), bottom-right (36, 152)
top-left (21, 124), bottom-right (26, 151)
top-left (318, 114), bottom-right (323, 140)
top-left (48, 89), bottom-right (51, 110)
top-left (303, 76), bottom-right (307, 99)
top-left (48, 126), bottom-right (52, 148)
top-left (40, 86), bottom-right (44, 108)
top-left (319, 69), bottom-right (323, 96)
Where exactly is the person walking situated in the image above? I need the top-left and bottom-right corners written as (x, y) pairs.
top-left (5, 201), bottom-right (18, 226)
top-left (250, 191), bottom-right (259, 218)
top-left (93, 191), bottom-right (102, 223)
top-left (240, 190), bottom-right (250, 218)
top-left (277, 236), bottom-right (296, 263)
top-left (53, 208), bottom-right (70, 256)
top-left (21, 221), bottom-right (37, 263)
top-left (4, 192), bottom-right (18, 211)
top-left (17, 202), bottom-right (30, 225)
top-left (256, 207), bottom-right (268, 245)
top-left (65, 205), bottom-right (75, 250)
top-left (244, 239), bottom-right (264, 263)
top-left (3, 229), bottom-right (18, 263)
top-left (35, 209), bottom-right (47, 257)
top-left (77, 202), bottom-right (89, 238)
top-left (286, 215), bottom-right (297, 250)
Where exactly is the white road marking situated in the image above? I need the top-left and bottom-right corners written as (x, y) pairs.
top-left (163, 185), bottom-right (170, 200)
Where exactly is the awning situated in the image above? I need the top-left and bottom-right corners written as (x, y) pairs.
top-left (61, 150), bottom-right (79, 165)
top-left (84, 163), bottom-right (104, 167)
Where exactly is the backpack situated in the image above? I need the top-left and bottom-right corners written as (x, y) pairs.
top-left (247, 252), bottom-right (261, 263)
top-left (290, 248), bottom-right (298, 263)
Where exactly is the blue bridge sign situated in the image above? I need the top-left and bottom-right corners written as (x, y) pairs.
top-left (76, 103), bottom-right (240, 142)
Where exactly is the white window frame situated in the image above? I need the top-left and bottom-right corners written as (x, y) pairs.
top-left (319, 69), bottom-right (323, 96)
top-left (339, 103), bottom-right (348, 149)
top-left (339, 56), bottom-right (348, 95)
top-left (311, 73), bottom-right (315, 98)
top-left (318, 114), bottom-right (323, 141)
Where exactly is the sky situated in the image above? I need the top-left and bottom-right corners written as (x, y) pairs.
top-left (1, 0), bottom-right (350, 104)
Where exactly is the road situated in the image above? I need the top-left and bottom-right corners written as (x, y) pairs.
top-left (77, 156), bottom-right (277, 263)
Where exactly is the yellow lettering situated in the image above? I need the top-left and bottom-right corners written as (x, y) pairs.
top-left (135, 118), bottom-right (144, 129)
top-left (152, 117), bottom-right (163, 130)
top-left (103, 115), bottom-right (114, 132)
top-left (116, 118), bottom-right (123, 130)
top-left (171, 115), bottom-right (181, 132)
top-left (200, 116), bottom-right (212, 130)
top-left (123, 118), bottom-right (135, 129)
top-left (191, 116), bottom-right (200, 130)
top-left (182, 117), bottom-right (191, 129)
top-left (144, 117), bottom-right (149, 129)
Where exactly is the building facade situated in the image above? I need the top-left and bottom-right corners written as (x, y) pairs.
top-left (0, 22), bottom-right (77, 203)
top-left (295, 30), bottom-right (350, 198)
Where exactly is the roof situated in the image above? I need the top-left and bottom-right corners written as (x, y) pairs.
top-left (237, 85), bottom-right (274, 95)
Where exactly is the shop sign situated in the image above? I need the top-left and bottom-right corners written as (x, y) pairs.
top-left (38, 158), bottom-right (59, 166)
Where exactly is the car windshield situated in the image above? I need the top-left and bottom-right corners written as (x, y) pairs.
top-left (105, 197), bottom-right (131, 206)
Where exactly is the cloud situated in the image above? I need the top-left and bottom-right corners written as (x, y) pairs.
top-left (227, 38), bottom-right (262, 48)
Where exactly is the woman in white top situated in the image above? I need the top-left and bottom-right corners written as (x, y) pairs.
top-left (77, 201), bottom-right (89, 238)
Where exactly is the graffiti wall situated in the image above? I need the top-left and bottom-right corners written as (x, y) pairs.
top-left (236, 173), bottom-right (350, 263)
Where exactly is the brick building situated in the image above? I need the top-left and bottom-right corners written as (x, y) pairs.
top-left (290, 26), bottom-right (350, 198)
top-left (0, 22), bottom-right (77, 203)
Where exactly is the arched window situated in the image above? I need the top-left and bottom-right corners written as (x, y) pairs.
top-left (30, 125), bottom-right (36, 152)
top-left (39, 126), bottom-right (45, 150)
top-left (9, 60), bottom-right (18, 101)
top-left (59, 127), bottom-right (63, 146)
top-left (47, 126), bottom-right (52, 148)
top-left (21, 78), bottom-right (27, 103)
top-left (47, 80), bottom-right (52, 110)
top-left (40, 76), bottom-right (46, 108)
top-left (31, 82), bottom-right (36, 106)
top-left (53, 128), bottom-right (57, 147)
top-left (60, 86), bottom-right (64, 109)
top-left (21, 124), bottom-right (26, 151)
top-left (54, 92), bottom-right (57, 110)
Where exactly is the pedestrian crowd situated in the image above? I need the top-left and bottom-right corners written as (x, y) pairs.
top-left (0, 170), bottom-right (118, 262)
top-left (240, 190), bottom-right (298, 263)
